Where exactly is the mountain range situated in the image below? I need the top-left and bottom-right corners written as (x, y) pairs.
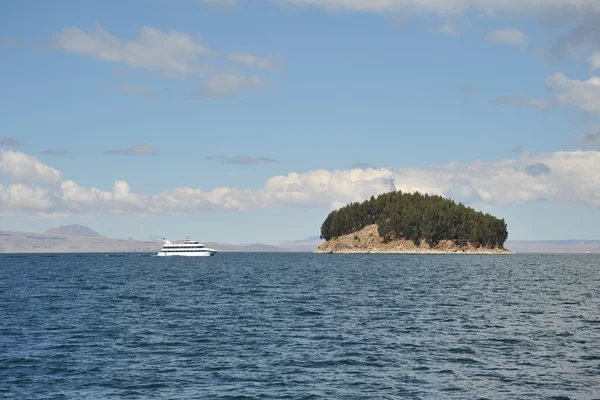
top-left (0, 225), bottom-right (597, 254)
top-left (0, 225), bottom-right (323, 253)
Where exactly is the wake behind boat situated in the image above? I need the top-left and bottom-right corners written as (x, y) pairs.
top-left (157, 238), bottom-right (217, 257)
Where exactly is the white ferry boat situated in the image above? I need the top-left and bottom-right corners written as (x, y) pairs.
top-left (157, 238), bottom-right (217, 257)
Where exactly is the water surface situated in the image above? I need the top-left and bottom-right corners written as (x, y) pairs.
top-left (1, 253), bottom-right (598, 399)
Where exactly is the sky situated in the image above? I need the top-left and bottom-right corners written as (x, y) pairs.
top-left (1, 0), bottom-right (600, 244)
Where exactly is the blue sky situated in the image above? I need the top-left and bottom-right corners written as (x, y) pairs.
top-left (1, 0), bottom-right (600, 243)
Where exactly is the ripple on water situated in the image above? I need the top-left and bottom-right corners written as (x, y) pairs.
top-left (0, 253), bottom-right (599, 399)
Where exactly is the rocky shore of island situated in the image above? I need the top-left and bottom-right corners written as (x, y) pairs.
top-left (315, 225), bottom-right (512, 254)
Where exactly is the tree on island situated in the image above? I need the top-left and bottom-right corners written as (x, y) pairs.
top-left (320, 191), bottom-right (508, 248)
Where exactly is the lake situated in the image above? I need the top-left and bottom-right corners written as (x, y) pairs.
top-left (1, 253), bottom-right (598, 399)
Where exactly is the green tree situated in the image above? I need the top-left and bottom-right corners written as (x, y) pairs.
top-left (320, 191), bottom-right (508, 248)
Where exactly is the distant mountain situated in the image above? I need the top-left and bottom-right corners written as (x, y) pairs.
top-left (291, 235), bottom-right (321, 243)
top-left (205, 242), bottom-right (289, 252)
top-left (2, 224), bottom-right (597, 254)
top-left (44, 224), bottom-right (103, 237)
top-left (0, 226), bottom-right (290, 253)
top-left (0, 229), bottom-right (157, 253)
top-left (278, 236), bottom-right (324, 252)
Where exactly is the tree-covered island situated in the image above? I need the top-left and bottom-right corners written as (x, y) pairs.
top-left (316, 191), bottom-right (510, 254)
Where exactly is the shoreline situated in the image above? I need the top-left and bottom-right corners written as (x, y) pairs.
top-left (314, 248), bottom-right (513, 254)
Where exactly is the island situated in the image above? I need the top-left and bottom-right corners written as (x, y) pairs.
top-left (315, 191), bottom-right (511, 254)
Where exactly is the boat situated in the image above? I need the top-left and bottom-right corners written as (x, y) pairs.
top-left (157, 238), bottom-right (217, 257)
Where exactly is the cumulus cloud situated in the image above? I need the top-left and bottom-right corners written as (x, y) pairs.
top-left (545, 72), bottom-right (600, 114)
top-left (486, 28), bottom-right (529, 47)
top-left (0, 150), bottom-right (62, 185)
top-left (205, 154), bottom-right (280, 165)
top-left (102, 144), bottom-right (159, 155)
top-left (0, 184), bottom-right (53, 211)
top-left (57, 180), bottom-right (260, 214)
top-left (60, 180), bottom-right (147, 213)
top-left (445, 179), bottom-right (483, 204)
top-left (151, 186), bottom-right (261, 213)
top-left (525, 162), bottom-right (552, 176)
top-left (2, 150), bottom-right (600, 215)
top-left (0, 137), bottom-right (22, 147)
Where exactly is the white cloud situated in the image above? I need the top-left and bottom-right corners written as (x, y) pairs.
top-left (151, 187), bottom-right (261, 213)
top-left (0, 150), bottom-right (62, 185)
top-left (589, 51), bottom-right (600, 69)
top-left (51, 25), bottom-right (270, 97)
top-left (58, 180), bottom-right (260, 214)
top-left (262, 168), bottom-right (392, 208)
top-left (270, 0), bottom-right (600, 15)
top-left (0, 184), bottom-right (53, 211)
top-left (228, 53), bottom-right (279, 70)
top-left (486, 28), bottom-right (529, 47)
top-left (271, 0), bottom-right (462, 14)
top-left (2, 150), bottom-right (600, 215)
top-left (545, 72), bottom-right (600, 114)
top-left (194, 68), bottom-right (265, 97)
top-left (271, 0), bottom-right (600, 61)
top-left (51, 25), bottom-right (211, 76)
top-left (266, 1), bottom-right (600, 75)
top-left (60, 180), bottom-right (146, 213)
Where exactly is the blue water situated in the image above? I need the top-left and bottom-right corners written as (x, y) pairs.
top-left (1, 253), bottom-right (599, 399)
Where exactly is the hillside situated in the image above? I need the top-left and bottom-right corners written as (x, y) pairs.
top-left (318, 191), bottom-right (509, 254)
top-left (0, 230), bottom-right (157, 253)
top-left (316, 225), bottom-right (511, 254)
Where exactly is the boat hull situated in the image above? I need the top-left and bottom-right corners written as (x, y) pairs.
top-left (157, 251), bottom-right (217, 257)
